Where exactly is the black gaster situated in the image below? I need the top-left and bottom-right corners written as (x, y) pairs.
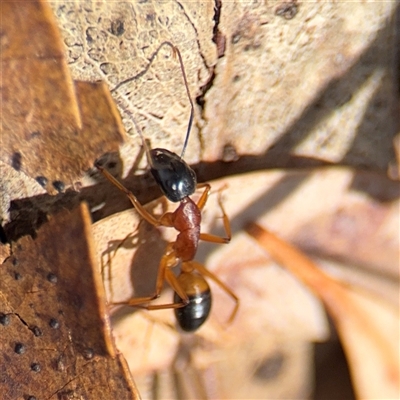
top-left (174, 290), bottom-right (212, 332)
top-left (150, 148), bottom-right (197, 202)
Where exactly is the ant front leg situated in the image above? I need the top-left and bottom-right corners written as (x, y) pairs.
top-left (196, 183), bottom-right (231, 244)
top-left (96, 164), bottom-right (175, 229)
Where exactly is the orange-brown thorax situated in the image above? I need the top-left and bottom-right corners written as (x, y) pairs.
top-left (168, 197), bottom-right (201, 261)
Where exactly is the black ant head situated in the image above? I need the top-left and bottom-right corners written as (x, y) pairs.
top-left (149, 148), bottom-right (197, 202)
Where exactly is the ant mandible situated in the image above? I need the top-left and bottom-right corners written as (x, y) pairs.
top-left (96, 41), bottom-right (238, 332)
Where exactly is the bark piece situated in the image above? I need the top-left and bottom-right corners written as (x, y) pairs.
top-left (0, 203), bottom-right (139, 400)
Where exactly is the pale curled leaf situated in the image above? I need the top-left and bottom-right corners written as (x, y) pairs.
top-left (92, 167), bottom-right (398, 398)
top-left (51, 1), bottom-right (214, 171)
top-left (203, 1), bottom-right (397, 173)
top-left (246, 223), bottom-right (399, 399)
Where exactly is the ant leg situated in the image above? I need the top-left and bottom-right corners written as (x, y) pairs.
top-left (113, 267), bottom-right (188, 311)
top-left (190, 260), bottom-right (239, 324)
top-left (97, 164), bottom-right (176, 228)
top-left (111, 243), bottom-right (174, 307)
top-left (198, 186), bottom-right (231, 244)
top-left (195, 183), bottom-right (211, 211)
top-left (111, 243), bottom-right (187, 309)
top-left (143, 269), bottom-right (189, 311)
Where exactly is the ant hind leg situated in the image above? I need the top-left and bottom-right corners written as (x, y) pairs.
top-left (190, 260), bottom-right (239, 324)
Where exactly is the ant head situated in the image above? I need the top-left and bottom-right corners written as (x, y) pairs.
top-left (149, 148), bottom-right (197, 202)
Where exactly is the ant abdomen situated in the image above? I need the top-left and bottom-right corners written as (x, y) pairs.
top-left (150, 148), bottom-right (197, 202)
top-left (174, 271), bottom-right (212, 332)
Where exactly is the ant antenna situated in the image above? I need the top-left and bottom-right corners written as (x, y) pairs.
top-left (111, 41), bottom-right (194, 160)
top-left (170, 44), bottom-right (194, 159)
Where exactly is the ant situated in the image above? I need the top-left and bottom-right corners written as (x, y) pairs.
top-left (96, 41), bottom-right (238, 332)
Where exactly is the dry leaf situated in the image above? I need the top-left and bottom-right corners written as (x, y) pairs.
top-left (0, 242), bottom-right (10, 263)
top-left (203, 1), bottom-right (398, 171)
top-left (51, 1), bottom-right (213, 170)
top-left (3, 1), bottom-right (397, 230)
top-left (0, 204), bottom-right (139, 399)
top-left (1, 1), bottom-right (398, 399)
top-left (246, 223), bottom-right (399, 399)
top-left (92, 167), bottom-right (398, 399)
top-left (49, 1), bottom-right (398, 176)
top-left (1, 1), bottom-right (126, 196)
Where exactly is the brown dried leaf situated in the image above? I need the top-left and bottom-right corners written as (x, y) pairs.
top-left (92, 167), bottom-right (398, 398)
top-left (0, 242), bottom-right (10, 263)
top-left (50, 1), bottom-right (398, 176)
top-left (0, 204), bottom-right (138, 399)
top-left (0, 160), bottom-right (47, 224)
top-left (246, 224), bottom-right (399, 399)
top-left (1, 1), bottom-right (126, 194)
